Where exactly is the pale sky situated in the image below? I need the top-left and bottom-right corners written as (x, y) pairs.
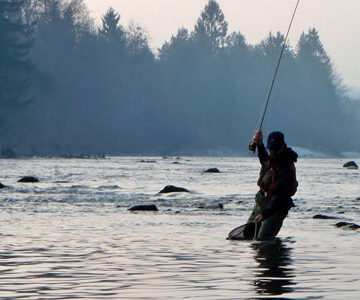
top-left (84, 0), bottom-right (360, 90)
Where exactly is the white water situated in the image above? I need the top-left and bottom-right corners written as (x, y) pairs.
top-left (0, 156), bottom-right (359, 299)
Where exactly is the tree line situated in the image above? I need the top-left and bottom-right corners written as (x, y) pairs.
top-left (1, 0), bottom-right (359, 156)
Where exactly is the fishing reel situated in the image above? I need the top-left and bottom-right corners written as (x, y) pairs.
top-left (249, 141), bottom-right (257, 153)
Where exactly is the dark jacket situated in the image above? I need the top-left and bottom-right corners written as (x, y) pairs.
top-left (257, 143), bottom-right (298, 220)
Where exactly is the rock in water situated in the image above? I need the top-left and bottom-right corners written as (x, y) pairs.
top-left (18, 176), bottom-right (39, 183)
top-left (198, 203), bottom-right (224, 209)
top-left (343, 161), bottom-right (358, 169)
top-left (159, 185), bottom-right (189, 193)
top-left (335, 222), bottom-right (360, 230)
top-left (129, 204), bottom-right (158, 211)
top-left (0, 182), bottom-right (6, 189)
top-left (313, 214), bottom-right (340, 219)
top-left (204, 168), bottom-right (221, 173)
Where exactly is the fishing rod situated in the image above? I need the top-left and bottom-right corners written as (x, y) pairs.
top-left (249, 0), bottom-right (301, 153)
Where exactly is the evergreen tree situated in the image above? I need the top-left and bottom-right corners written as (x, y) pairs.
top-left (0, 0), bottom-right (33, 108)
top-left (260, 31), bottom-right (288, 59)
top-left (193, 0), bottom-right (228, 52)
top-left (295, 28), bottom-right (340, 106)
top-left (159, 28), bottom-right (190, 62)
top-left (98, 7), bottom-right (125, 46)
top-left (296, 28), bottom-right (335, 84)
top-left (225, 32), bottom-right (248, 54)
top-left (294, 28), bottom-right (347, 152)
top-left (126, 23), bottom-right (153, 58)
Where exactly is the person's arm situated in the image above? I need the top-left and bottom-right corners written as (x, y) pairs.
top-left (253, 130), bottom-right (269, 164)
top-left (257, 143), bottom-right (269, 165)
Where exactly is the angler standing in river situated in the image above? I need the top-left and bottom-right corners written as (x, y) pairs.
top-left (247, 130), bottom-right (298, 240)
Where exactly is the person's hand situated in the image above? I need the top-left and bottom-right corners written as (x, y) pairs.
top-left (254, 214), bottom-right (264, 223)
top-left (253, 130), bottom-right (263, 145)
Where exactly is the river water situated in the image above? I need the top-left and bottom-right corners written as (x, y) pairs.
top-left (0, 156), bottom-right (359, 299)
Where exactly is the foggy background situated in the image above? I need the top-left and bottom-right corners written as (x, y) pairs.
top-left (1, 0), bottom-right (360, 157)
top-left (85, 0), bottom-right (360, 91)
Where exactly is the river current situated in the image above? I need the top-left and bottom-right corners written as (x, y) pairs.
top-left (0, 156), bottom-right (359, 299)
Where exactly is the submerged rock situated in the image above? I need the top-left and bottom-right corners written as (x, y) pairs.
top-left (313, 214), bottom-right (340, 220)
top-left (204, 168), bottom-right (221, 173)
top-left (18, 176), bottom-right (39, 183)
top-left (129, 204), bottom-right (158, 211)
top-left (159, 185), bottom-right (189, 193)
top-left (60, 153), bottom-right (105, 159)
top-left (198, 203), bottom-right (224, 209)
top-left (335, 222), bottom-right (360, 230)
top-left (343, 161), bottom-right (358, 169)
top-left (139, 159), bottom-right (157, 163)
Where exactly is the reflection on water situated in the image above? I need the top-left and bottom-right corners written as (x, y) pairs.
top-left (251, 240), bottom-right (296, 299)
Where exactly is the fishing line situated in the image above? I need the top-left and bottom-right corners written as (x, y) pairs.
top-left (258, 0), bottom-right (301, 130)
top-left (249, 0), bottom-right (301, 153)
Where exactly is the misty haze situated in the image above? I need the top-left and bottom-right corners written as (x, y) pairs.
top-left (1, 2), bottom-right (360, 300)
top-left (1, 0), bottom-right (360, 157)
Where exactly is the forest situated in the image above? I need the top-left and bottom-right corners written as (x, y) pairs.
top-left (1, 0), bottom-right (359, 156)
